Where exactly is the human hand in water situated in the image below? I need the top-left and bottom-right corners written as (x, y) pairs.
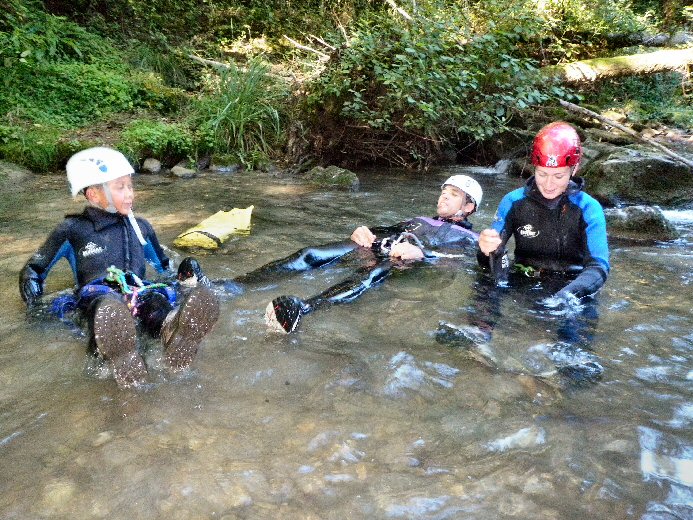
top-left (478, 229), bottom-right (502, 255)
top-left (351, 226), bottom-right (377, 247)
top-left (389, 241), bottom-right (425, 261)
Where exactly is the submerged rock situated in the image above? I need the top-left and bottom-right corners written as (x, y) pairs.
top-left (0, 160), bottom-right (32, 182)
top-left (303, 165), bottom-right (360, 191)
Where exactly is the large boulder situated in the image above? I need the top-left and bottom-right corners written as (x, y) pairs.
top-left (604, 205), bottom-right (679, 243)
top-left (582, 147), bottom-right (693, 207)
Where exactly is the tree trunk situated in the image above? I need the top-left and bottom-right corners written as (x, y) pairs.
top-left (545, 47), bottom-right (693, 83)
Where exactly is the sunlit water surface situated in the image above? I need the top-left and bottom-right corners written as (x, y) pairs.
top-left (1, 167), bottom-right (691, 519)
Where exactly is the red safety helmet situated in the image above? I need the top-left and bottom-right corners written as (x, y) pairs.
top-left (531, 122), bottom-right (582, 171)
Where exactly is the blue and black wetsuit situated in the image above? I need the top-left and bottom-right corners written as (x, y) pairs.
top-left (19, 206), bottom-right (175, 342)
top-left (478, 176), bottom-right (609, 298)
top-left (446, 176), bottom-right (610, 382)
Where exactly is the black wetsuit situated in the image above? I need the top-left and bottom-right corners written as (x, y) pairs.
top-left (236, 215), bottom-right (478, 313)
top-left (19, 206), bottom-right (174, 341)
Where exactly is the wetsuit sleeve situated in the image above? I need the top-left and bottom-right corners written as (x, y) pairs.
top-left (559, 196), bottom-right (610, 299)
top-left (19, 220), bottom-right (73, 305)
top-left (139, 218), bottom-right (170, 273)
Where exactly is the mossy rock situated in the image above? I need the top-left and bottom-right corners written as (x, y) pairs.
top-left (604, 205), bottom-right (679, 243)
top-left (303, 165), bottom-right (360, 190)
top-left (582, 147), bottom-right (693, 207)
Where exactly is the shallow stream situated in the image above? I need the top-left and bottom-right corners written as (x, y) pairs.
top-left (1, 166), bottom-right (691, 519)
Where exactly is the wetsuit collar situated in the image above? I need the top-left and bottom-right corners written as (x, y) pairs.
top-left (435, 215), bottom-right (473, 229)
top-left (83, 205), bottom-right (147, 245)
top-left (84, 206), bottom-right (124, 231)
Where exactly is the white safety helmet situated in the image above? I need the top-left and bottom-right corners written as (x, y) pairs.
top-left (441, 175), bottom-right (483, 209)
top-left (66, 146), bottom-right (134, 197)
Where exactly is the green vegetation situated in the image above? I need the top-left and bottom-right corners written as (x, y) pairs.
top-left (119, 119), bottom-right (196, 167)
top-left (582, 73), bottom-right (693, 130)
top-left (0, 0), bottom-right (689, 172)
top-left (305, 5), bottom-right (573, 166)
top-left (189, 58), bottom-right (289, 169)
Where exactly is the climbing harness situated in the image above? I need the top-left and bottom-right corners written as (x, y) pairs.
top-left (104, 265), bottom-right (169, 315)
top-left (377, 232), bottom-right (467, 259)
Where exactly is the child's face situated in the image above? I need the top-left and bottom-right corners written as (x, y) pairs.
top-left (534, 165), bottom-right (573, 200)
top-left (89, 175), bottom-right (134, 215)
top-left (437, 185), bottom-right (474, 219)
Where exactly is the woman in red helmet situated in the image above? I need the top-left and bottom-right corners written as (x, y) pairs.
top-left (477, 121), bottom-right (609, 300)
top-left (435, 122), bottom-right (610, 383)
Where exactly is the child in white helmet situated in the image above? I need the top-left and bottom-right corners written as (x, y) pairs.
top-left (177, 175), bottom-right (481, 334)
top-left (19, 147), bottom-right (220, 389)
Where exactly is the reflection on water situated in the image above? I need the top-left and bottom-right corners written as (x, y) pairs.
top-left (0, 167), bottom-right (691, 519)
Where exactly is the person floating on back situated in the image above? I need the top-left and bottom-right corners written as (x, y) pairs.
top-left (177, 175), bottom-right (483, 334)
top-left (19, 147), bottom-right (220, 389)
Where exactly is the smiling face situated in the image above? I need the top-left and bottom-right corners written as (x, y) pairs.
top-left (534, 165), bottom-right (573, 201)
top-left (437, 185), bottom-right (475, 219)
top-left (86, 175), bottom-right (134, 215)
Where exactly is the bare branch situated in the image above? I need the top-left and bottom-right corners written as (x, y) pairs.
top-left (560, 100), bottom-right (693, 170)
top-left (307, 34), bottom-right (336, 51)
top-left (385, 0), bottom-right (413, 21)
top-left (283, 35), bottom-right (330, 60)
top-left (188, 54), bottom-right (230, 70)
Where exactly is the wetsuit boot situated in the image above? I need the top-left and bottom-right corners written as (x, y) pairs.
top-left (161, 286), bottom-right (220, 371)
top-left (177, 256), bottom-right (243, 295)
top-left (264, 263), bottom-right (392, 334)
top-left (265, 295), bottom-right (309, 333)
top-left (92, 297), bottom-right (147, 388)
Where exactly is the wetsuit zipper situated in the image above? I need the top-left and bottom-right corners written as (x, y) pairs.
top-left (122, 216), bottom-right (131, 271)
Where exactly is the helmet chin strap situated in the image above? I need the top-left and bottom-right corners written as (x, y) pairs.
top-left (99, 182), bottom-right (147, 246)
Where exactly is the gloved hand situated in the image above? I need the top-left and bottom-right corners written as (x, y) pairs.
top-left (541, 289), bottom-right (580, 310)
top-left (19, 265), bottom-right (43, 307)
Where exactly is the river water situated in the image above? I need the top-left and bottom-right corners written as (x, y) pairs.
top-left (0, 165), bottom-right (691, 519)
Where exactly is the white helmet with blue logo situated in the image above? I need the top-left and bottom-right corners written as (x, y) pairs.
top-left (442, 175), bottom-right (483, 209)
top-left (66, 146), bottom-right (134, 197)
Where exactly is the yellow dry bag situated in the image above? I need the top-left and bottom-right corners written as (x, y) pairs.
top-left (172, 206), bottom-right (254, 250)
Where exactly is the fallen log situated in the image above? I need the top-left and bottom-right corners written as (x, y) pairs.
top-left (546, 47), bottom-right (693, 83)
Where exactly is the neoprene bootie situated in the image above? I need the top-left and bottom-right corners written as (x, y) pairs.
top-left (265, 295), bottom-right (306, 333)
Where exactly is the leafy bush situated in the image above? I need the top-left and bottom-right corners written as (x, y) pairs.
top-left (189, 58), bottom-right (289, 168)
top-left (581, 73), bottom-right (693, 130)
top-left (0, 62), bottom-right (168, 128)
top-left (119, 119), bottom-right (195, 166)
top-left (1, 0), bottom-right (116, 66)
top-left (0, 123), bottom-right (82, 172)
top-left (305, 4), bottom-right (572, 166)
